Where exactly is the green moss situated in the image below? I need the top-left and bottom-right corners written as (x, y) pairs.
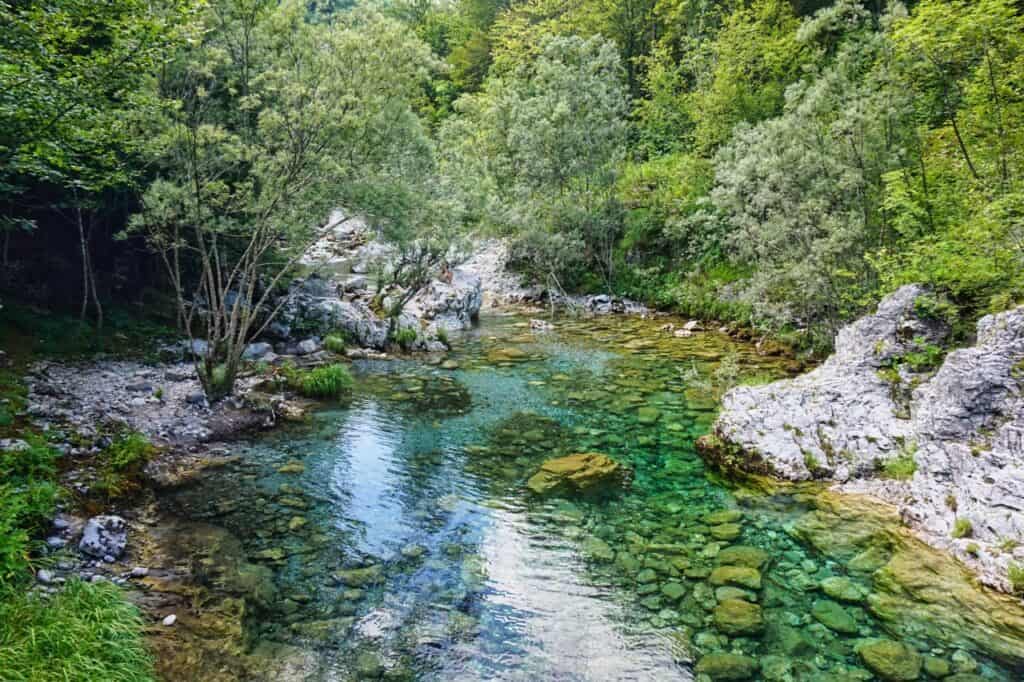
top-left (881, 442), bottom-right (917, 480)
top-left (966, 543), bottom-right (980, 557)
top-left (0, 580), bottom-right (154, 681)
top-left (803, 451), bottom-right (823, 475)
top-left (951, 518), bottom-right (973, 539)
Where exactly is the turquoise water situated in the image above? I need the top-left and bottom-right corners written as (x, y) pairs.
top-left (160, 313), bottom-right (1024, 681)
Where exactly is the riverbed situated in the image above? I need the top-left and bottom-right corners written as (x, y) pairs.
top-left (151, 311), bottom-right (1024, 681)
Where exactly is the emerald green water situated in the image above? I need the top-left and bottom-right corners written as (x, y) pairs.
top-left (160, 312), bottom-right (1024, 681)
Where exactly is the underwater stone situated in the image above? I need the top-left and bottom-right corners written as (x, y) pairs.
top-left (703, 509), bottom-right (744, 525)
top-left (716, 545), bottom-right (768, 569)
top-left (526, 453), bottom-right (626, 497)
top-left (922, 656), bottom-right (950, 678)
top-left (277, 461), bottom-right (305, 474)
top-left (636, 568), bottom-right (658, 584)
top-left (695, 652), bottom-right (759, 680)
top-left (856, 639), bottom-right (923, 680)
top-left (581, 537), bottom-right (615, 562)
top-left (713, 598), bottom-right (764, 635)
top-left (661, 582), bottom-right (686, 601)
top-left (709, 523), bottom-right (742, 541)
top-left (637, 407), bottom-right (661, 425)
top-left (820, 576), bottom-right (866, 603)
top-left (715, 586), bottom-right (756, 603)
top-left (333, 565), bottom-right (383, 587)
top-left (812, 599), bottom-right (859, 634)
top-left (708, 566), bottom-right (762, 590)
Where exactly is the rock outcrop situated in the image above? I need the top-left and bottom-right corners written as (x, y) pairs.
top-left (274, 212), bottom-right (482, 351)
top-left (703, 285), bottom-right (1024, 592)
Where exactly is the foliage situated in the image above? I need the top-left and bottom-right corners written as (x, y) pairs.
top-left (0, 580), bottom-right (154, 682)
top-left (93, 431), bottom-right (156, 501)
top-left (952, 518), bottom-right (974, 539)
top-left (324, 334), bottom-right (347, 354)
top-left (0, 435), bottom-right (60, 588)
top-left (286, 364), bottom-right (354, 399)
top-left (129, 2), bottom-right (443, 399)
top-left (1009, 563), bottom-right (1024, 595)
top-left (393, 327), bottom-right (419, 350)
top-left (441, 35), bottom-right (629, 291)
top-left (881, 453), bottom-right (917, 480)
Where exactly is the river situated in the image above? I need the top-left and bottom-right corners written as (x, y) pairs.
top-left (155, 311), bottom-right (1024, 681)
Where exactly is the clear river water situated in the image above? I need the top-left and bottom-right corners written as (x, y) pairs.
top-left (155, 311), bottom-right (1024, 681)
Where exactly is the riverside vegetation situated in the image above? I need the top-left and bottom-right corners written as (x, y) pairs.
top-left (2, 0), bottom-right (1024, 680)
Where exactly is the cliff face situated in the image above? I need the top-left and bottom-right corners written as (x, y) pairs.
top-left (704, 285), bottom-right (1024, 593)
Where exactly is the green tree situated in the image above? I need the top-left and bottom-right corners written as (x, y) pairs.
top-left (441, 35), bottom-right (629, 291)
top-left (131, 2), bottom-right (440, 398)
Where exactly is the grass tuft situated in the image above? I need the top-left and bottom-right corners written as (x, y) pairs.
top-left (286, 364), bottom-right (353, 399)
top-left (0, 580), bottom-right (154, 682)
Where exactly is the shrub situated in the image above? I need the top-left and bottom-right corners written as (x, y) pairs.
top-left (882, 453), bottom-right (917, 480)
top-left (435, 327), bottom-right (449, 348)
top-left (1009, 563), bottom-right (1024, 595)
top-left (392, 327), bottom-right (417, 350)
top-left (287, 364), bottom-right (353, 399)
top-left (324, 334), bottom-right (347, 354)
top-left (0, 580), bottom-right (154, 682)
top-left (93, 432), bottom-right (156, 501)
top-left (951, 518), bottom-right (973, 539)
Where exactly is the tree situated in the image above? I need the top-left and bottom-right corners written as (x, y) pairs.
top-left (130, 2), bottom-right (440, 399)
top-left (0, 0), bottom-right (193, 324)
top-left (441, 35), bottom-right (629, 291)
top-left (701, 1), bottom-right (913, 338)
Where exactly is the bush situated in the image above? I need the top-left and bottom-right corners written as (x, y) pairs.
top-left (952, 518), bottom-right (973, 539)
top-left (93, 431), bottom-right (156, 501)
top-left (287, 364), bottom-right (353, 399)
top-left (881, 453), bottom-right (918, 480)
top-left (323, 334), bottom-right (347, 354)
top-left (0, 580), bottom-right (154, 682)
top-left (0, 436), bottom-right (60, 587)
top-left (392, 327), bottom-right (418, 350)
top-left (1009, 563), bottom-right (1024, 595)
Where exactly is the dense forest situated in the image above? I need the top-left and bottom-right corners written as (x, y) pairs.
top-left (2, 1), bottom-right (1024, 679)
top-left (3, 0), bottom-right (1022, 353)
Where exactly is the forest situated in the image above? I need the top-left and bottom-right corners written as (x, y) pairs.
top-left (2, 0), bottom-right (1024, 680)
top-left (3, 0), bottom-right (1022, 352)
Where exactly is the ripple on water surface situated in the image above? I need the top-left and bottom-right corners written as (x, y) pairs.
top-left (159, 313), bottom-right (1024, 681)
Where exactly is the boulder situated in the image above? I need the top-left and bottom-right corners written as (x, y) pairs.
top-left (526, 453), bottom-right (626, 497)
top-left (705, 285), bottom-right (1024, 591)
top-left (695, 653), bottom-right (759, 680)
top-left (79, 515), bottom-right (128, 560)
top-left (713, 598), bottom-right (764, 635)
top-left (856, 639), bottom-right (923, 681)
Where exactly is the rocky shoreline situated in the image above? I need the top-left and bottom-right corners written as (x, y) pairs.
top-left (700, 285), bottom-right (1024, 595)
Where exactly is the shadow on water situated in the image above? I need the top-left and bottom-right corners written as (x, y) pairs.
top-left (157, 313), bottom-right (1024, 681)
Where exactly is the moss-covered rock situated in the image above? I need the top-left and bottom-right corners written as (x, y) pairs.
top-left (709, 565), bottom-right (762, 590)
top-left (526, 453), bottom-right (626, 497)
top-left (713, 598), bottom-right (764, 635)
top-left (695, 652), bottom-right (759, 680)
top-left (856, 639), bottom-right (922, 681)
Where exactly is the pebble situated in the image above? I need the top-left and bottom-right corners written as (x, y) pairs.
top-left (130, 566), bottom-right (150, 578)
top-left (162, 614), bottom-right (177, 626)
top-left (36, 569), bottom-right (54, 584)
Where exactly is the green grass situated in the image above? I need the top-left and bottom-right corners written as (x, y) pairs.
top-left (92, 431), bottom-right (156, 501)
top-left (0, 435), bottom-right (60, 586)
top-left (286, 364), bottom-right (353, 399)
top-left (1009, 563), bottom-right (1024, 596)
top-left (952, 518), bottom-right (974, 539)
top-left (0, 580), bottom-right (154, 682)
top-left (324, 333), bottom-right (347, 354)
top-left (881, 453), bottom-right (918, 480)
top-left (392, 327), bottom-right (418, 350)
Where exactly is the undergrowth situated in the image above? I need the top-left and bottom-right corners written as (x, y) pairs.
top-left (285, 363), bottom-right (354, 399)
top-left (0, 580), bottom-right (154, 682)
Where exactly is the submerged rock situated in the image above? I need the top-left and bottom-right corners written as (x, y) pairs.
top-left (856, 639), bottom-right (922, 681)
top-left (526, 453), bottom-right (626, 497)
top-left (713, 598), bottom-right (764, 635)
top-left (695, 652), bottom-right (759, 680)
